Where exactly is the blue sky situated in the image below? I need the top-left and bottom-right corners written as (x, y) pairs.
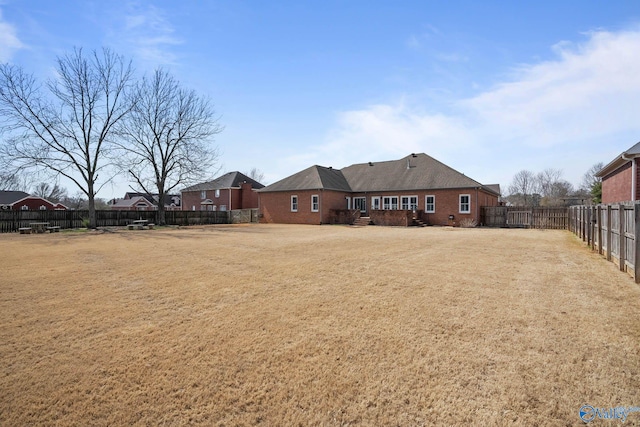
top-left (2, 1), bottom-right (640, 198)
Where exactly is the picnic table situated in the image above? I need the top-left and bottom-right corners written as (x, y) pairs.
top-left (128, 219), bottom-right (154, 230)
top-left (29, 222), bottom-right (49, 233)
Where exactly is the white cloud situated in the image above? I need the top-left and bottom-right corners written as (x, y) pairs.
top-left (309, 28), bottom-right (640, 186)
top-left (109, 3), bottom-right (182, 67)
top-left (0, 9), bottom-right (24, 62)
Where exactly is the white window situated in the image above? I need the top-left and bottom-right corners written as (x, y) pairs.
top-left (311, 195), bottom-right (319, 212)
top-left (200, 190), bottom-right (206, 199)
top-left (212, 205), bottom-right (217, 211)
top-left (383, 196), bottom-right (398, 210)
top-left (192, 205), bottom-right (196, 211)
top-left (220, 205), bottom-right (227, 211)
top-left (426, 195), bottom-right (435, 213)
top-left (459, 194), bottom-right (471, 213)
top-left (39, 205), bottom-right (47, 210)
top-left (345, 197), bottom-right (351, 209)
top-left (21, 205), bottom-right (28, 210)
top-left (371, 197), bottom-right (380, 210)
top-left (291, 195), bottom-right (298, 212)
top-left (401, 196), bottom-right (418, 210)
top-left (215, 189), bottom-right (220, 198)
top-left (353, 197), bottom-right (366, 212)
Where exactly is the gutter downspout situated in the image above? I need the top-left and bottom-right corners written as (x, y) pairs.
top-left (229, 188), bottom-right (232, 210)
top-left (622, 153), bottom-right (636, 201)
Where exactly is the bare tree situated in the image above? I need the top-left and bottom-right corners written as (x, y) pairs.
top-left (32, 182), bottom-right (68, 203)
top-left (245, 167), bottom-right (265, 184)
top-left (536, 168), bottom-right (563, 199)
top-left (0, 170), bottom-right (31, 191)
top-left (116, 68), bottom-right (222, 225)
top-left (0, 47), bottom-right (134, 228)
top-left (507, 170), bottom-right (538, 206)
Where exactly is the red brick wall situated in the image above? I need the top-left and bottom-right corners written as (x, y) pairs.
top-left (183, 187), bottom-right (260, 211)
top-left (602, 162), bottom-right (632, 204)
top-left (260, 188), bottom-right (499, 225)
top-left (12, 197), bottom-right (58, 211)
top-left (259, 190), bottom-right (349, 224)
top-left (241, 183), bottom-right (259, 209)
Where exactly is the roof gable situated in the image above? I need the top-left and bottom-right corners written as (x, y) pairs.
top-left (259, 165), bottom-right (351, 192)
top-left (182, 171), bottom-right (265, 192)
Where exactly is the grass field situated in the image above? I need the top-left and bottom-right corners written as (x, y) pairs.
top-left (1, 224), bottom-right (639, 426)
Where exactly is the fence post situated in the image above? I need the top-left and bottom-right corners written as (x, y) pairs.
top-left (635, 204), bottom-right (640, 283)
top-left (596, 205), bottom-right (603, 255)
top-left (619, 205), bottom-right (626, 272)
top-left (606, 205), bottom-right (612, 261)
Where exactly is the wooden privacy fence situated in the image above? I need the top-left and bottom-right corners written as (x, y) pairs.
top-left (0, 208), bottom-right (259, 233)
top-left (569, 203), bottom-right (640, 283)
top-left (481, 206), bottom-right (569, 229)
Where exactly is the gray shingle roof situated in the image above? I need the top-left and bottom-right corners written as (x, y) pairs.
top-left (0, 191), bottom-right (30, 205)
top-left (260, 153), bottom-right (497, 194)
top-left (258, 165), bottom-right (351, 192)
top-left (182, 171), bottom-right (265, 192)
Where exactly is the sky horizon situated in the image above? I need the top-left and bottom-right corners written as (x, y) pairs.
top-left (1, 1), bottom-right (640, 199)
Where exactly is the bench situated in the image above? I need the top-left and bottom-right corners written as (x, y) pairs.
top-left (46, 226), bottom-right (61, 233)
top-left (19, 227), bottom-right (32, 234)
top-left (127, 224), bottom-right (144, 230)
top-left (147, 223), bottom-right (155, 229)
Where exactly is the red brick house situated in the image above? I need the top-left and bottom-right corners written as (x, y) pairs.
top-left (0, 191), bottom-right (68, 211)
top-left (181, 171), bottom-right (264, 211)
top-left (258, 153), bottom-right (500, 226)
top-left (597, 141), bottom-right (640, 204)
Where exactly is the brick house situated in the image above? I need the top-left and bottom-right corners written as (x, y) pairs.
top-left (0, 191), bottom-right (68, 211)
top-left (597, 141), bottom-right (640, 204)
top-left (258, 153), bottom-right (500, 226)
top-left (109, 192), bottom-right (181, 211)
top-left (181, 171), bottom-right (264, 211)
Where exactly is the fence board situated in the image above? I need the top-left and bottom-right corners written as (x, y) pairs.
top-left (481, 207), bottom-right (568, 229)
top-left (0, 209), bottom-right (258, 233)
top-left (568, 203), bottom-right (640, 283)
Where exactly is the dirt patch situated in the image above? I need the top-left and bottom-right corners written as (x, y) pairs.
top-left (1, 225), bottom-right (639, 425)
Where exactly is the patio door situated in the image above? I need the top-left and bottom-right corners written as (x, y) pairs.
top-left (353, 197), bottom-right (367, 215)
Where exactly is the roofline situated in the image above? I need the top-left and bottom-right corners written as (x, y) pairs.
top-left (259, 185), bottom-right (499, 194)
top-left (596, 153), bottom-right (638, 178)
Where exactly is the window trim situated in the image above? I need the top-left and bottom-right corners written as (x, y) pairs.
top-left (371, 196), bottom-right (380, 210)
top-left (401, 195), bottom-right (418, 211)
top-left (459, 194), bottom-right (471, 214)
top-left (311, 194), bottom-right (319, 212)
top-left (382, 196), bottom-right (398, 210)
top-left (291, 195), bottom-right (298, 212)
top-left (200, 190), bottom-right (206, 199)
top-left (425, 195), bottom-right (435, 213)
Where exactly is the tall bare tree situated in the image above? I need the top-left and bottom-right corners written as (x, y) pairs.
top-left (117, 68), bottom-right (222, 225)
top-left (507, 169), bottom-right (538, 206)
top-left (245, 167), bottom-right (266, 184)
top-left (0, 48), bottom-right (134, 228)
top-left (32, 182), bottom-right (68, 203)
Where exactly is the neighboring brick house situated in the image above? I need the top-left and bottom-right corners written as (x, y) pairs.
top-left (258, 153), bottom-right (500, 226)
top-left (181, 171), bottom-right (264, 211)
top-left (108, 192), bottom-right (181, 211)
top-left (0, 191), bottom-right (68, 211)
top-left (596, 141), bottom-right (640, 204)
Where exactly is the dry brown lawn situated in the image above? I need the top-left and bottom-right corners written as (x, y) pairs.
top-left (1, 224), bottom-right (639, 426)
